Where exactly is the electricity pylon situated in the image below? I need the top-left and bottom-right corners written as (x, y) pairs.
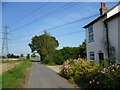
top-left (1, 25), bottom-right (9, 58)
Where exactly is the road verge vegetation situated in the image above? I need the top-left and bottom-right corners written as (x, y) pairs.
top-left (60, 58), bottom-right (120, 88)
top-left (2, 61), bottom-right (32, 88)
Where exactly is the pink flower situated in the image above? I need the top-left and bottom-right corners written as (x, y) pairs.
top-left (103, 68), bottom-right (108, 72)
top-left (96, 81), bottom-right (100, 84)
top-left (95, 77), bottom-right (97, 79)
top-left (92, 80), bottom-right (95, 82)
top-left (89, 81), bottom-right (92, 84)
top-left (74, 59), bottom-right (78, 62)
top-left (64, 69), bottom-right (68, 72)
top-left (101, 71), bottom-right (105, 74)
top-left (111, 69), bottom-right (115, 72)
top-left (64, 65), bottom-right (68, 68)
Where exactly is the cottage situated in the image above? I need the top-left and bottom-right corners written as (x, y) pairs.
top-left (83, 2), bottom-right (120, 65)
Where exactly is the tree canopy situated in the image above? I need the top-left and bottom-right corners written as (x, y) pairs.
top-left (29, 31), bottom-right (86, 65)
top-left (28, 31), bottom-right (59, 64)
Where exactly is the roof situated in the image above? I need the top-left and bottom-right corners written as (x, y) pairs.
top-left (105, 11), bottom-right (120, 22)
top-left (106, 3), bottom-right (120, 13)
top-left (83, 14), bottom-right (106, 28)
top-left (83, 2), bottom-right (120, 28)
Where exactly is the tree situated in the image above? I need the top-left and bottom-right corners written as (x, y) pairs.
top-left (28, 31), bottom-right (59, 64)
top-left (20, 54), bottom-right (24, 57)
top-left (31, 53), bottom-right (36, 57)
top-left (57, 40), bottom-right (86, 62)
top-left (79, 40), bottom-right (86, 59)
top-left (26, 54), bottom-right (30, 60)
top-left (7, 53), bottom-right (19, 58)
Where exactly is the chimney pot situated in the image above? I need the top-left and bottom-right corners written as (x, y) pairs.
top-left (101, 3), bottom-right (106, 7)
top-left (99, 2), bottom-right (108, 15)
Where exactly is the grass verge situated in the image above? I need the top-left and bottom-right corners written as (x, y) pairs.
top-left (2, 61), bottom-right (32, 88)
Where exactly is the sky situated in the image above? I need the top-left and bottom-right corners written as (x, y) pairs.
top-left (0, 1), bottom-right (119, 56)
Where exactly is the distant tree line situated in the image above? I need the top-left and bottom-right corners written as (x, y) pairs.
top-left (28, 31), bottom-right (86, 65)
top-left (7, 53), bottom-right (20, 58)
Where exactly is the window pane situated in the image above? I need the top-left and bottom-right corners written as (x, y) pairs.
top-left (88, 26), bottom-right (94, 42)
top-left (89, 52), bottom-right (95, 60)
top-left (88, 26), bottom-right (93, 34)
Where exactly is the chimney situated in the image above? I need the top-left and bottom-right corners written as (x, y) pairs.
top-left (99, 3), bottom-right (108, 15)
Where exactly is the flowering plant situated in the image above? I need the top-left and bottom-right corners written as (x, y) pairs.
top-left (61, 58), bottom-right (120, 88)
top-left (86, 64), bottom-right (120, 88)
top-left (60, 58), bottom-right (97, 83)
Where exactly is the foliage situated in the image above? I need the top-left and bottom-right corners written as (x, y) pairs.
top-left (20, 54), bottom-right (24, 57)
top-left (60, 58), bottom-right (97, 83)
top-left (61, 58), bottom-right (120, 88)
top-left (53, 51), bottom-right (64, 65)
top-left (100, 58), bottom-right (116, 66)
top-left (26, 54), bottom-right (30, 60)
top-left (29, 32), bottom-right (86, 65)
top-left (85, 64), bottom-right (120, 88)
top-left (31, 53), bottom-right (37, 57)
top-left (57, 40), bottom-right (86, 64)
top-left (7, 53), bottom-right (19, 58)
top-left (28, 31), bottom-right (59, 64)
top-left (2, 61), bottom-right (32, 88)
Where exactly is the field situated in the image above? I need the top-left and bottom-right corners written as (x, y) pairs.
top-left (1, 60), bottom-right (32, 88)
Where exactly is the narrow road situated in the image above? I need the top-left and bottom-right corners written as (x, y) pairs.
top-left (27, 62), bottom-right (74, 88)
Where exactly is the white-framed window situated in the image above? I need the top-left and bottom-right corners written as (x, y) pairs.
top-left (89, 51), bottom-right (95, 60)
top-left (88, 26), bottom-right (94, 42)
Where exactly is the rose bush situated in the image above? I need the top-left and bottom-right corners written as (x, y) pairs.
top-left (60, 58), bottom-right (98, 83)
top-left (86, 64), bottom-right (120, 88)
top-left (60, 58), bottom-right (120, 88)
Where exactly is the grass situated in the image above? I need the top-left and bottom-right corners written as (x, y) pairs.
top-left (2, 61), bottom-right (32, 88)
top-left (2, 60), bottom-right (24, 63)
top-left (0, 75), bottom-right (2, 89)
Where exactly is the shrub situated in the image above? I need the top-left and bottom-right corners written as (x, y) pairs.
top-left (61, 58), bottom-right (120, 89)
top-left (60, 58), bottom-right (98, 83)
top-left (85, 64), bottom-right (120, 88)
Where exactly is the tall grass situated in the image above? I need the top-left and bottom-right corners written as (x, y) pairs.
top-left (2, 61), bottom-right (32, 88)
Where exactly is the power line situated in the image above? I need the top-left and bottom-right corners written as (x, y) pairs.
top-left (37, 13), bottom-right (99, 34)
top-left (10, 30), bottom-right (85, 44)
top-left (1, 25), bottom-right (10, 57)
top-left (56, 30), bottom-right (85, 37)
top-left (10, 2), bottom-right (49, 26)
top-left (10, 2), bottom-right (78, 32)
top-left (12, 13), bottom-right (98, 42)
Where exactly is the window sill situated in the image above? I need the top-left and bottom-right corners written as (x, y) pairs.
top-left (88, 41), bottom-right (94, 43)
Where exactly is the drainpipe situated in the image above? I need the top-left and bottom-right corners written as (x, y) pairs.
top-left (104, 21), bottom-right (110, 58)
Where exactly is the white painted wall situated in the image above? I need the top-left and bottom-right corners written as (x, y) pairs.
top-left (107, 4), bottom-right (120, 18)
top-left (107, 15), bottom-right (120, 64)
top-left (93, 18), bottom-right (108, 65)
top-left (86, 17), bottom-right (107, 65)
top-left (86, 27), bottom-right (95, 62)
top-left (85, 4), bottom-right (120, 65)
top-left (118, 15), bottom-right (120, 64)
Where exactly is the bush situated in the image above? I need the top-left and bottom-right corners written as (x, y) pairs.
top-left (60, 58), bottom-right (120, 89)
top-left (85, 64), bottom-right (120, 88)
top-left (60, 58), bottom-right (98, 83)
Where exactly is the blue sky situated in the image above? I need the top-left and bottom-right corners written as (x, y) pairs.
top-left (1, 2), bottom-right (118, 55)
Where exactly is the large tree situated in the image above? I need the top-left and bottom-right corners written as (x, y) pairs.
top-left (28, 31), bottom-right (59, 64)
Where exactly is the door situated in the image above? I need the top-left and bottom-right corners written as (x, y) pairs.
top-left (98, 53), bottom-right (104, 65)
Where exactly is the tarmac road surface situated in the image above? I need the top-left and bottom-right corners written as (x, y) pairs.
top-left (27, 62), bottom-right (75, 88)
